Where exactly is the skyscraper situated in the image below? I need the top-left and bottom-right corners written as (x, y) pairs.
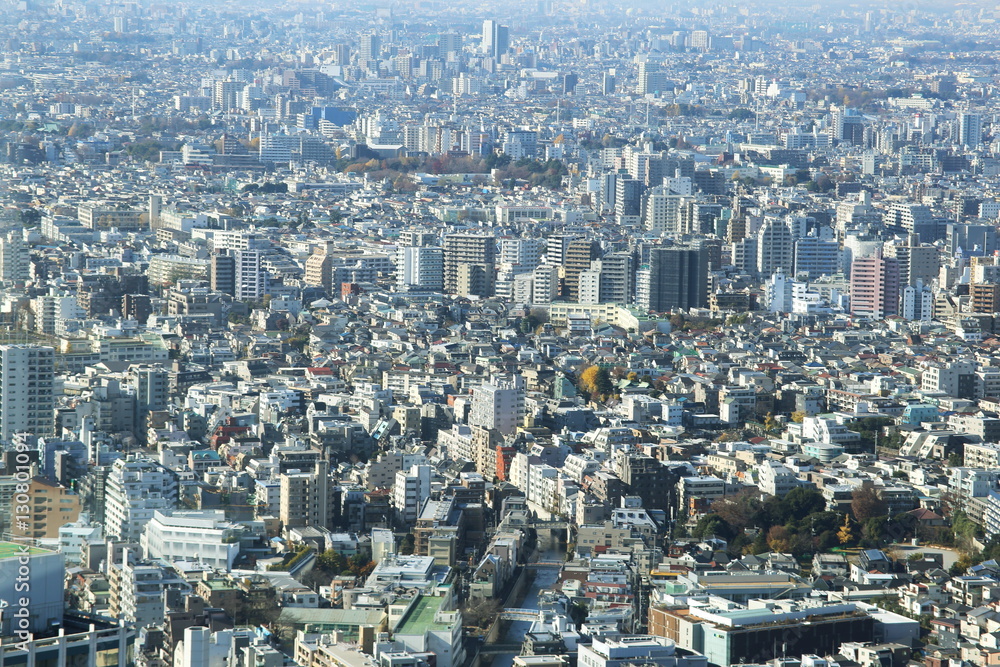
top-left (0, 344), bottom-right (55, 442)
top-left (957, 112), bottom-right (983, 147)
top-left (481, 20), bottom-right (510, 59)
top-left (637, 247), bottom-right (708, 313)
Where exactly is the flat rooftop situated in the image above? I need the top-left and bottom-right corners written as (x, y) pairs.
top-left (0, 542), bottom-right (52, 559)
top-left (397, 595), bottom-right (451, 635)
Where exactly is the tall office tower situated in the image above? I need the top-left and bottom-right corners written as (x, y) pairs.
top-left (957, 112), bottom-right (983, 147)
top-left (359, 32), bottom-right (381, 64)
top-left (636, 61), bottom-right (670, 95)
top-left (470, 374), bottom-right (525, 436)
top-left (636, 246), bottom-right (708, 313)
top-left (481, 20), bottom-right (509, 59)
top-left (443, 233), bottom-right (496, 296)
top-left (793, 236), bottom-right (840, 278)
top-left (396, 246), bottom-right (444, 291)
top-left (280, 461), bottom-right (331, 529)
top-left (438, 32), bottom-right (462, 57)
top-left (642, 187), bottom-right (686, 235)
top-left (756, 218), bottom-right (794, 278)
top-left (602, 72), bottom-right (616, 95)
top-left (104, 456), bottom-right (179, 542)
top-left (500, 238), bottom-right (546, 270)
top-left (0, 345), bottom-right (54, 442)
top-left (210, 252), bottom-right (236, 295)
top-left (615, 178), bottom-right (644, 223)
top-left (885, 233), bottom-right (940, 288)
top-left (234, 249), bottom-right (268, 301)
top-left (850, 249), bottom-right (900, 319)
top-left (333, 44), bottom-right (351, 65)
top-left (564, 239), bottom-right (601, 302)
top-left (0, 230), bottom-right (27, 282)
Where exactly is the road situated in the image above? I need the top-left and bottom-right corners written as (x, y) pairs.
top-left (491, 533), bottom-right (562, 667)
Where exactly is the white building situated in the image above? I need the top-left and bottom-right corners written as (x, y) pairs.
top-left (59, 515), bottom-right (104, 566)
top-left (901, 279), bottom-right (933, 321)
top-left (234, 249), bottom-right (269, 301)
top-left (757, 460), bottom-right (800, 497)
top-left (105, 455), bottom-right (180, 542)
top-left (469, 374), bottom-right (526, 436)
top-left (0, 344), bottom-right (55, 442)
top-left (393, 464), bottom-right (433, 524)
top-left (141, 510), bottom-right (245, 570)
top-left (578, 636), bottom-right (703, 667)
top-left (395, 246), bottom-right (444, 291)
top-left (765, 270), bottom-right (793, 313)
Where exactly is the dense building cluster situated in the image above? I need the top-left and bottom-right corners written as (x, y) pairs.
top-left (7, 1), bottom-right (1000, 667)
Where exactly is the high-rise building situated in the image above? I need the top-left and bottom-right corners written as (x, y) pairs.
top-left (564, 239), bottom-right (601, 302)
top-left (793, 236), bottom-right (840, 278)
top-left (470, 374), bottom-right (525, 436)
top-left (615, 178), bottom-right (644, 223)
top-left (531, 264), bottom-right (560, 304)
top-left (957, 112), bottom-right (983, 147)
top-left (500, 238), bottom-right (546, 270)
top-left (443, 234), bottom-right (496, 296)
top-left (637, 247), bottom-right (708, 313)
top-left (885, 233), bottom-right (940, 287)
top-left (592, 252), bottom-right (635, 304)
top-left (642, 187), bottom-right (686, 235)
top-left (885, 202), bottom-right (935, 241)
top-left (210, 252), bottom-right (236, 295)
top-left (396, 246), bottom-right (444, 292)
top-left (234, 249), bottom-right (268, 302)
top-left (0, 230), bottom-right (28, 282)
top-left (850, 249), bottom-right (900, 319)
top-left (637, 61), bottom-right (670, 95)
top-left (901, 279), bottom-right (933, 322)
top-left (105, 456), bottom-right (180, 542)
top-left (756, 218), bottom-right (794, 278)
top-left (393, 464), bottom-right (433, 524)
top-left (0, 344), bottom-right (55, 442)
top-left (305, 244), bottom-right (335, 294)
top-left (359, 32), bottom-right (381, 64)
top-left (481, 20), bottom-right (509, 58)
top-left (280, 461), bottom-right (331, 530)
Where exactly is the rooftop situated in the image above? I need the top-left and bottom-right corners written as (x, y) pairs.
top-left (396, 594), bottom-right (453, 635)
top-left (0, 542), bottom-right (53, 559)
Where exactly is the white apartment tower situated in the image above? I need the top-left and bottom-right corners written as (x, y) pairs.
top-left (0, 344), bottom-right (55, 442)
top-left (105, 455), bottom-right (180, 542)
top-left (234, 249), bottom-right (269, 301)
top-left (470, 373), bottom-right (526, 436)
top-left (396, 246), bottom-right (445, 291)
top-left (393, 464), bottom-right (433, 524)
